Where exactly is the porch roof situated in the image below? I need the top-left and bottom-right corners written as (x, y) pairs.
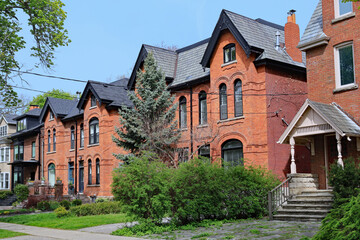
top-left (278, 99), bottom-right (360, 144)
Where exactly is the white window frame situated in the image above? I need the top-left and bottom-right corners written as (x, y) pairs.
top-left (334, 0), bottom-right (353, 18)
top-left (0, 172), bottom-right (10, 189)
top-left (334, 42), bottom-right (356, 89)
top-left (0, 147), bottom-right (10, 162)
top-left (0, 126), bottom-right (7, 137)
top-left (49, 111), bottom-right (54, 121)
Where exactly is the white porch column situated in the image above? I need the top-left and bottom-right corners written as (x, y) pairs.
top-left (290, 137), bottom-right (297, 174)
top-left (336, 133), bottom-right (344, 168)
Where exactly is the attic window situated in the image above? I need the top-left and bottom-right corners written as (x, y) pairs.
top-left (49, 111), bottom-right (54, 120)
top-left (91, 95), bottom-right (97, 108)
top-left (224, 43), bottom-right (236, 63)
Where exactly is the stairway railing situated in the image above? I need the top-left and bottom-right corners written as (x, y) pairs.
top-left (268, 176), bottom-right (292, 220)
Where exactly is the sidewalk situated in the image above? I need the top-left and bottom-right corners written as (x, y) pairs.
top-left (0, 222), bottom-right (143, 240)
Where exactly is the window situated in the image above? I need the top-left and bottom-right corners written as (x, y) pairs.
top-left (199, 91), bottom-right (207, 125)
top-left (31, 142), bottom-right (36, 158)
top-left (234, 80), bottom-right (243, 117)
top-left (70, 126), bottom-right (75, 149)
top-left (96, 159), bottom-right (100, 184)
top-left (53, 129), bottom-right (56, 152)
top-left (335, 0), bottom-right (352, 17)
top-left (49, 111), bottom-right (54, 120)
top-left (0, 126), bottom-right (7, 137)
top-left (48, 163), bottom-right (55, 186)
top-left (0, 147), bottom-right (10, 162)
top-left (219, 84), bottom-right (228, 120)
top-left (89, 118), bottom-right (99, 144)
top-left (80, 124), bottom-right (84, 148)
top-left (0, 173), bottom-right (10, 189)
top-left (222, 140), bottom-right (244, 167)
top-left (14, 144), bottom-right (24, 161)
top-left (179, 97), bottom-right (187, 129)
top-left (335, 43), bottom-right (355, 88)
top-left (17, 119), bottom-right (26, 131)
top-left (198, 145), bottom-right (210, 159)
top-left (177, 148), bottom-right (189, 164)
top-left (88, 160), bottom-right (92, 185)
top-left (91, 95), bottom-right (97, 107)
top-left (47, 130), bottom-right (51, 152)
top-left (224, 43), bottom-right (236, 63)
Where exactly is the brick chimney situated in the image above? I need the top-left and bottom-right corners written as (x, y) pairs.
top-left (285, 10), bottom-right (302, 62)
top-left (29, 105), bottom-right (40, 110)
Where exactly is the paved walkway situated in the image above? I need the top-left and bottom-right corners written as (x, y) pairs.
top-left (0, 222), bottom-right (143, 240)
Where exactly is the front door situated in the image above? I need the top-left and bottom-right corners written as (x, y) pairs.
top-left (79, 161), bottom-right (84, 193)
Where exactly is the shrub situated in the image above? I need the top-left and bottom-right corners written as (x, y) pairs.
top-left (0, 190), bottom-right (13, 200)
top-left (60, 200), bottom-right (71, 210)
top-left (70, 201), bottom-right (123, 217)
top-left (54, 206), bottom-right (70, 218)
top-left (95, 198), bottom-right (109, 203)
top-left (313, 193), bottom-right (360, 240)
top-left (71, 199), bottom-right (82, 206)
top-left (14, 184), bottom-right (29, 202)
top-left (112, 153), bottom-right (172, 223)
top-left (49, 201), bottom-right (60, 211)
top-left (329, 157), bottom-right (360, 206)
top-left (37, 201), bottom-right (50, 211)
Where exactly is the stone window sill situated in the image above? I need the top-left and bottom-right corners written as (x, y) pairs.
top-left (333, 83), bottom-right (358, 94)
top-left (47, 151), bottom-right (56, 154)
top-left (79, 147), bottom-right (84, 150)
top-left (180, 128), bottom-right (188, 132)
top-left (87, 184), bottom-right (100, 187)
top-left (69, 149), bottom-right (75, 152)
top-left (332, 12), bottom-right (355, 24)
top-left (88, 143), bottom-right (99, 148)
top-left (221, 60), bottom-right (237, 68)
top-left (89, 106), bottom-right (97, 110)
top-left (197, 124), bottom-right (208, 129)
top-left (217, 116), bottom-right (245, 124)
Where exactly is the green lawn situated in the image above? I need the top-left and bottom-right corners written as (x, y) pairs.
top-left (0, 212), bottom-right (131, 230)
top-left (0, 229), bottom-right (27, 239)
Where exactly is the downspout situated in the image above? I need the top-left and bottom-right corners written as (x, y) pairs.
top-left (38, 132), bottom-right (41, 180)
top-left (190, 87), bottom-right (194, 156)
top-left (74, 120), bottom-right (78, 194)
top-left (41, 136), bottom-right (44, 178)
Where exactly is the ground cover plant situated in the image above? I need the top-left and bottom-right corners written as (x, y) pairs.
top-left (0, 212), bottom-right (131, 230)
top-left (0, 208), bottom-right (35, 216)
top-left (0, 229), bottom-right (27, 239)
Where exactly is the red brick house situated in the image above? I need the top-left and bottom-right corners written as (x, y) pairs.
top-left (129, 9), bottom-right (309, 178)
top-left (279, 0), bottom-right (360, 189)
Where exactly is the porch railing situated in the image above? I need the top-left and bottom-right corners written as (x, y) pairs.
top-left (268, 176), bottom-right (292, 220)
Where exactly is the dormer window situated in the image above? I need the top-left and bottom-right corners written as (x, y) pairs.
top-left (335, 0), bottom-right (353, 18)
top-left (224, 43), bottom-right (236, 63)
top-left (91, 95), bottom-right (97, 108)
top-left (17, 119), bottom-right (26, 132)
top-left (49, 111), bottom-right (54, 120)
top-left (0, 126), bottom-right (7, 137)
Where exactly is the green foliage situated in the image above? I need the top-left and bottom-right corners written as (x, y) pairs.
top-left (26, 89), bottom-right (76, 112)
top-left (112, 154), bottom-right (279, 226)
top-left (13, 184), bottom-right (29, 202)
top-left (112, 53), bottom-right (180, 163)
top-left (49, 201), bottom-right (60, 211)
top-left (69, 201), bottom-right (123, 217)
top-left (60, 200), bottom-right (71, 210)
top-left (54, 206), bottom-right (70, 218)
top-left (313, 193), bottom-right (360, 240)
top-left (95, 198), bottom-right (109, 203)
top-left (71, 199), bottom-right (82, 206)
top-left (0, 190), bottom-right (13, 199)
top-left (0, 0), bottom-right (70, 107)
top-left (37, 201), bottom-right (50, 211)
top-left (329, 158), bottom-right (360, 206)
top-left (112, 153), bottom-right (172, 223)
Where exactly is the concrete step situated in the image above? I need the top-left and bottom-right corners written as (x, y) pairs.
top-left (287, 199), bottom-right (333, 205)
top-left (295, 193), bottom-right (333, 201)
top-left (281, 204), bottom-right (332, 210)
top-left (277, 209), bottom-right (330, 216)
top-left (301, 190), bottom-right (333, 195)
top-left (273, 214), bottom-right (326, 222)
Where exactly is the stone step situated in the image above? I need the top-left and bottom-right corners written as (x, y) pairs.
top-left (301, 190), bottom-right (333, 195)
top-left (277, 209), bottom-right (330, 216)
top-left (288, 173), bottom-right (319, 178)
top-left (287, 199), bottom-right (333, 205)
top-left (281, 204), bottom-right (332, 210)
top-left (273, 214), bottom-right (326, 222)
top-left (295, 194), bottom-right (333, 201)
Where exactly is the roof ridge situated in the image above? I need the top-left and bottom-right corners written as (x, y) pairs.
top-left (176, 38), bottom-right (210, 53)
top-left (143, 44), bottom-right (177, 53)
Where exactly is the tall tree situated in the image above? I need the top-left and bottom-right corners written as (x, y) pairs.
top-left (0, 0), bottom-right (70, 107)
top-left (0, 94), bottom-right (29, 115)
top-left (26, 88), bottom-right (75, 111)
top-left (112, 53), bottom-right (180, 164)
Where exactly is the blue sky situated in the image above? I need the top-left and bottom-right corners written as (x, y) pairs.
top-left (13, 0), bottom-right (318, 101)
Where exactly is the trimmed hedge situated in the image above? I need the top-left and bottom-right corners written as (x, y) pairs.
top-left (14, 184), bottom-right (29, 202)
top-left (70, 201), bottom-right (123, 217)
top-left (0, 190), bottom-right (13, 200)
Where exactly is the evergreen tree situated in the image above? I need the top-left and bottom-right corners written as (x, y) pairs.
top-left (112, 53), bottom-right (180, 164)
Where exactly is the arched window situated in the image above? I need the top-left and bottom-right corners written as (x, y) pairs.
top-left (48, 163), bottom-right (55, 186)
top-left (199, 91), bottom-right (207, 125)
top-left (88, 159), bottom-right (92, 185)
top-left (96, 159), bottom-right (100, 184)
top-left (179, 97), bottom-right (187, 129)
top-left (70, 126), bottom-right (75, 149)
top-left (223, 43), bottom-right (236, 63)
top-left (89, 118), bottom-right (99, 144)
top-left (221, 140), bottom-right (244, 167)
top-left (219, 84), bottom-right (228, 120)
top-left (53, 129), bottom-right (56, 151)
top-left (47, 130), bottom-right (51, 152)
top-left (80, 124), bottom-right (84, 148)
top-left (234, 80), bottom-right (243, 117)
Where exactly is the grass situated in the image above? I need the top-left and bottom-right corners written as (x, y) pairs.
top-left (0, 208), bottom-right (35, 216)
top-left (0, 212), bottom-right (131, 230)
top-left (191, 232), bottom-right (212, 239)
top-left (0, 229), bottom-right (27, 239)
